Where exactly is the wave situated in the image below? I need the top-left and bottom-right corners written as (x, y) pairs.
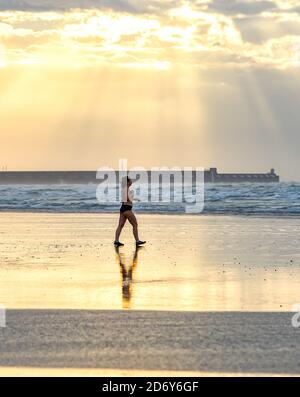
top-left (0, 182), bottom-right (299, 216)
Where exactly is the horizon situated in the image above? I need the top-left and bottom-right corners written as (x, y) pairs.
top-left (0, 166), bottom-right (287, 183)
top-left (0, 166), bottom-right (281, 175)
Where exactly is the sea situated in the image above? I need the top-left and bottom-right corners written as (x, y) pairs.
top-left (0, 182), bottom-right (299, 216)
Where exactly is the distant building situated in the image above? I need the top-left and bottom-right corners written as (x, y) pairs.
top-left (205, 168), bottom-right (279, 183)
top-left (0, 168), bottom-right (279, 184)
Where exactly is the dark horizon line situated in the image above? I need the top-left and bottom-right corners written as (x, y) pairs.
top-left (0, 168), bottom-right (277, 173)
top-left (0, 168), bottom-right (280, 184)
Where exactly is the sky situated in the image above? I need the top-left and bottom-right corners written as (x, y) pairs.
top-left (0, 0), bottom-right (300, 180)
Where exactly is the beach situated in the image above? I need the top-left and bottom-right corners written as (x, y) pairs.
top-left (2, 0), bottom-right (300, 382)
top-left (0, 212), bottom-right (300, 376)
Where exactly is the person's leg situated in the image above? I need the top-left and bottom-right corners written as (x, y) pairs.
top-left (115, 213), bottom-right (126, 242)
top-left (126, 211), bottom-right (140, 242)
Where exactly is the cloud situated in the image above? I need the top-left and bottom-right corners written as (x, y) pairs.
top-left (206, 0), bottom-right (277, 16)
top-left (0, 0), bottom-right (298, 15)
top-left (0, 0), bottom-right (47, 11)
top-left (0, 1), bottom-right (300, 69)
top-left (0, 0), bottom-right (136, 12)
top-left (274, 0), bottom-right (300, 9)
top-left (0, 0), bottom-right (179, 13)
top-left (235, 14), bottom-right (300, 43)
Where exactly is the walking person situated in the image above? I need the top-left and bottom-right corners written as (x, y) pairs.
top-left (114, 177), bottom-right (146, 247)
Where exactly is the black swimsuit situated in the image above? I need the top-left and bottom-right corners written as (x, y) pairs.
top-left (120, 188), bottom-right (133, 213)
top-left (120, 204), bottom-right (132, 213)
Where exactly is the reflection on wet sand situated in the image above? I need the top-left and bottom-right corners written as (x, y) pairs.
top-left (115, 246), bottom-right (143, 309)
top-left (0, 213), bottom-right (300, 311)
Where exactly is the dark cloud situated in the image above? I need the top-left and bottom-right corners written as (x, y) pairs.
top-left (207, 0), bottom-right (276, 16)
top-left (0, 0), bottom-right (46, 11)
top-left (0, 0), bottom-right (281, 15)
top-left (0, 0), bottom-right (180, 14)
top-left (236, 16), bottom-right (300, 43)
top-left (0, 0), bottom-right (139, 12)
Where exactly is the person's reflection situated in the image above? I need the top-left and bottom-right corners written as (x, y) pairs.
top-left (115, 246), bottom-right (142, 309)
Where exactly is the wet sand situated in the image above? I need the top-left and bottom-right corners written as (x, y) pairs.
top-left (1, 310), bottom-right (300, 376)
top-left (0, 212), bottom-right (299, 311)
top-left (0, 212), bottom-right (300, 376)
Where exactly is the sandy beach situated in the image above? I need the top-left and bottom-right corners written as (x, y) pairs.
top-left (0, 212), bottom-right (300, 376)
top-left (2, 0), bottom-right (300, 380)
top-left (1, 310), bottom-right (300, 376)
top-left (0, 212), bottom-right (299, 311)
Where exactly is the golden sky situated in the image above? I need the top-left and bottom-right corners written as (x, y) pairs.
top-left (0, 0), bottom-right (300, 179)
